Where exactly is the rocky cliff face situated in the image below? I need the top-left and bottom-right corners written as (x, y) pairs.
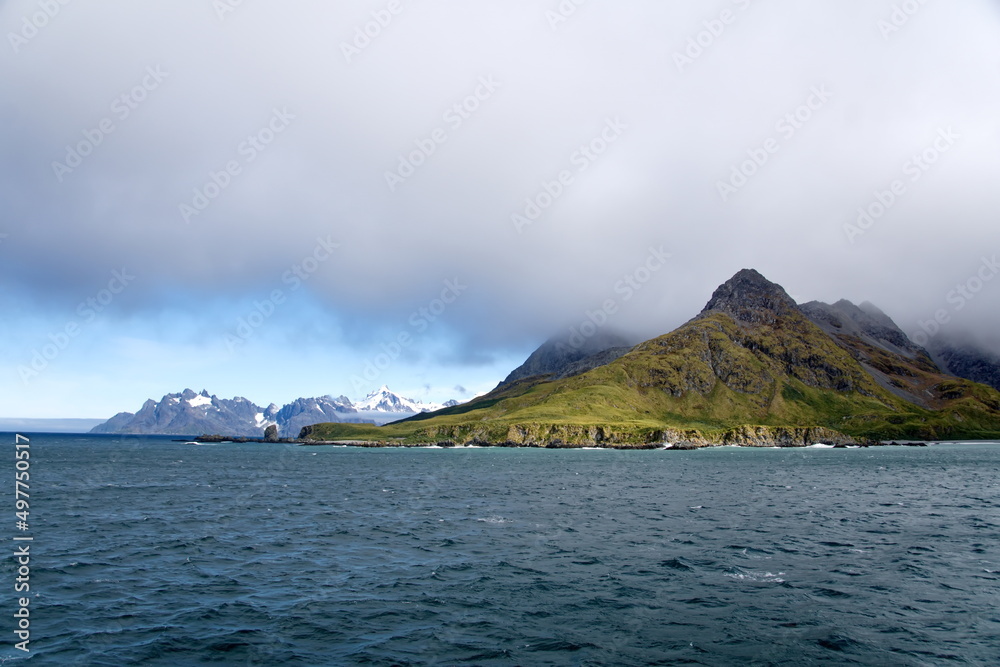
top-left (300, 420), bottom-right (864, 449)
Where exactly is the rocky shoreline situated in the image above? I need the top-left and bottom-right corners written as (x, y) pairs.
top-left (294, 440), bottom-right (929, 449)
top-left (190, 434), bottom-right (931, 449)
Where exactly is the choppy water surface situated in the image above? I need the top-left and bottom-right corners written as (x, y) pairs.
top-left (4, 436), bottom-right (1000, 665)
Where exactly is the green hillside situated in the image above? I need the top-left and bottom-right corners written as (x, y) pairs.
top-left (302, 271), bottom-right (1000, 447)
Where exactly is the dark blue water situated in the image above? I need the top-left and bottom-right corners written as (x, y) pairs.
top-left (2, 435), bottom-right (999, 665)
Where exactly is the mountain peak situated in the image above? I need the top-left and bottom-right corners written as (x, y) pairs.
top-left (700, 269), bottom-right (798, 323)
top-left (731, 268), bottom-right (768, 282)
top-left (354, 386), bottom-right (450, 414)
top-left (499, 329), bottom-right (634, 387)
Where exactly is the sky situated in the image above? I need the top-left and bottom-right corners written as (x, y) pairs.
top-left (2, 0), bottom-right (999, 419)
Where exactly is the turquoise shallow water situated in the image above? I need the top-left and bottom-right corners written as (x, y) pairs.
top-left (3, 435), bottom-right (999, 665)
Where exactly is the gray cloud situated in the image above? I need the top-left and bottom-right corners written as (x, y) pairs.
top-left (3, 0), bottom-right (999, 364)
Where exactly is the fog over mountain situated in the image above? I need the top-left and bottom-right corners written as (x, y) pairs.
top-left (2, 1), bottom-right (998, 418)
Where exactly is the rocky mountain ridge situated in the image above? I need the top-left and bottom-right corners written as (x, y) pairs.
top-left (91, 387), bottom-right (456, 437)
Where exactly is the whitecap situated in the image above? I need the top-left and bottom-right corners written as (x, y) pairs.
top-left (725, 568), bottom-right (785, 583)
top-left (477, 516), bottom-right (511, 524)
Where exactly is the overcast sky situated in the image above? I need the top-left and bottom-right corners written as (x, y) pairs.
top-left (2, 0), bottom-right (999, 419)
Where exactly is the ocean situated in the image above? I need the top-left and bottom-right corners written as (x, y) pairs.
top-left (3, 434), bottom-right (999, 665)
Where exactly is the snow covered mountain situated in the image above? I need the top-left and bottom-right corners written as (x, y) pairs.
top-left (90, 389), bottom-right (276, 437)
top-left (272, 395), bottom-right (364, 437)
top-left (90, 387), bottom-right (461, 436)
top-left (354, 385), bottom-right (449, 413)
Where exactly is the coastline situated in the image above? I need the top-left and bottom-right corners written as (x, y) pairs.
top-left (189, 433), bottom-right (944, 450)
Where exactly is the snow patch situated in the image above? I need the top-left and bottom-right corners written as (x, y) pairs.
top-left (187, 394), bottom-right (212, 408)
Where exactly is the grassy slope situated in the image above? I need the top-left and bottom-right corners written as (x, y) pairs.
top-left (304, 312), bottom-right (1000, 444)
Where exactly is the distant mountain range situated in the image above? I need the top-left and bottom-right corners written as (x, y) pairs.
top-left (302, 269), bottom-right (1000, 447)
top-left (90, 386), bottom-right (458, 437)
